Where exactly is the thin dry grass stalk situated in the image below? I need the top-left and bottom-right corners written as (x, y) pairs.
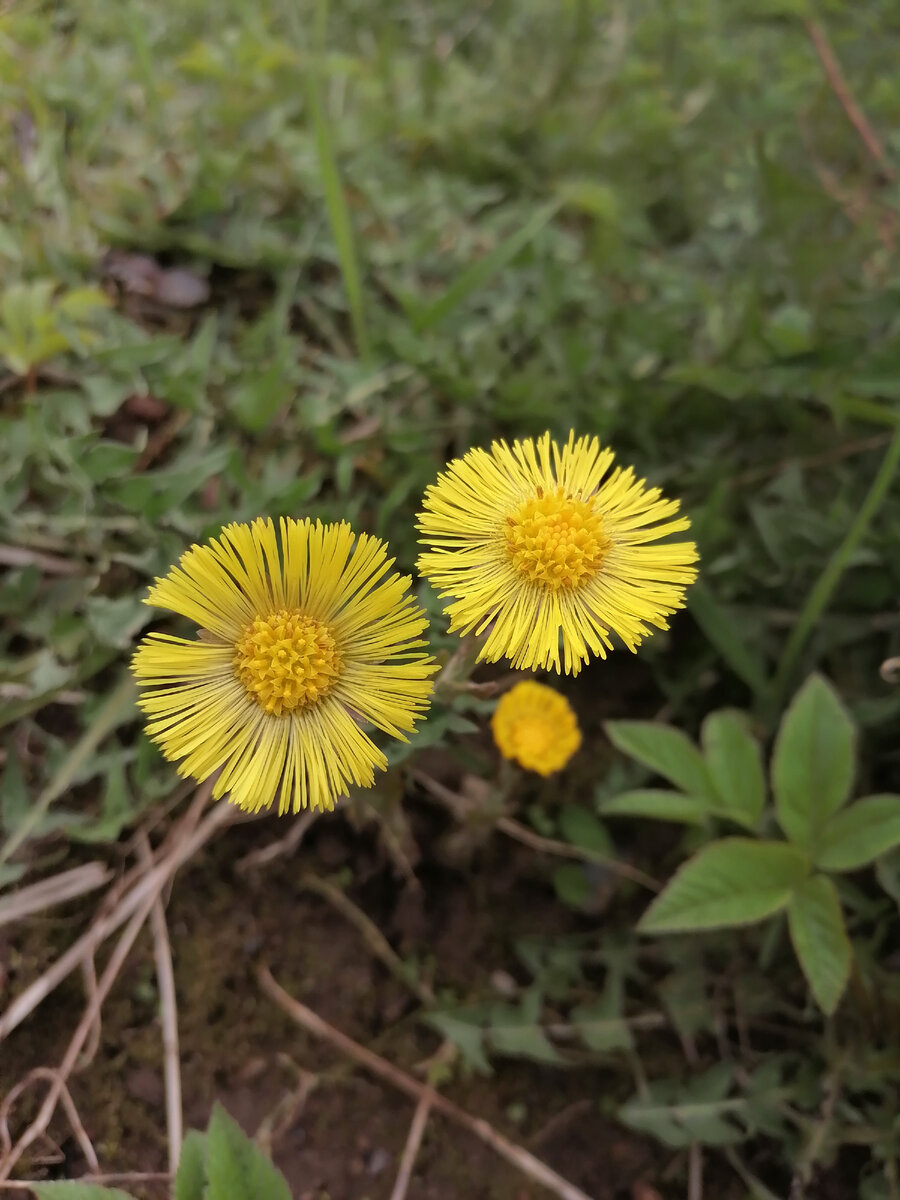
top-left (0, 863), bottom-right (111, 929)
top-left (258, 965), bottom-right (594, 1200)
top-left (139, 834), bottom-right (183, 1177)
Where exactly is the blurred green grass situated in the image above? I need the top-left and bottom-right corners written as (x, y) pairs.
top-left (1, 0), bottom-right (899, 854)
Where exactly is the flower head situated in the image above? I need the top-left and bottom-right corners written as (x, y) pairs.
top-left (492, 680), bottom-right (581, 775)
top-left (417, 431), bottom-right (698, 674)
top-left (132, 518), bottom-right (437, 813)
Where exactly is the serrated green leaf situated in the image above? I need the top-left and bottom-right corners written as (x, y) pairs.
top-left (773, 674), bottom-right (856, 850)
top-left (174, 1129), bottom-right (208, 1200)
top-left (701, 710), bottom-right (766, 830)
top-left (599, 789), bottom-right (712, 824)
top-left (605, 721), bottom-right (715, 799)
top-left (487, 1002), bottom-right (564, 1065)
top-left (571, 976), bottom-right (633, 1053)
top-left (69, 757), bottom-right (142, 844)
top-left (787, 874), bottom-right (851, 1015)
top-left (424, 1011), bottom-right (492, 1075)
top-left (85, 594), bottom-right (152, 650)
top-left (619, 1066), bottom-right (749, 1149)
top-left (639, 839), bottom-right (809, 934)
top-left (815, 796), bottom-right (900, 871)
top-left (206, 1103), bottom-right (292, 1200)
top-left (31, 1186), bottom-right (136, 1200)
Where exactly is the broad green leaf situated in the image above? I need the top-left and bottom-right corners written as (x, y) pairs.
top-left (787, 875), bottom-right (851, 1015)
top-left (701, 710), bottom-right (766, 830)
top-left (604, 721), bottom-right (715, 799)
top-left (876, 850), bottom-right (900, 908)
top-left (55, 286), bottom-right (110, 319)
top-left (206, 1103), bottom-right (292, 1200)
top-left (174, 1130), bottom-right (208, 1200)
top-left (815, 795), bottom-right (900, 872)
top-left (31, 1187), bottom-right (136, 1200)
top-left (772, 674), bottom-right (856, 850)
top-left (558, 804), bottom-right (613, 853)
top-left (599, 789), bottom-right (712, 825)
top-left (552, 863), bottom-right (593, 910)
top-left (227, 365), bottom-right (294, 432)
top-left (639, 839), bottom-right (809, 934)
top-left (558, 179), bottom-right (620, 222)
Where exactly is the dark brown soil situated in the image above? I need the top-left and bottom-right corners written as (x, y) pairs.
top-left (1, 787), bottom-right (748, 1200)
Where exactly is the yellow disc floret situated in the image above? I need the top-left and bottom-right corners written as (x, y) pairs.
top-left (492, 680), bottom-right (581, 776)
top-left (506, 488), bottom-right (609, 591)
top-left (235, 610), bottom-right (341, 716)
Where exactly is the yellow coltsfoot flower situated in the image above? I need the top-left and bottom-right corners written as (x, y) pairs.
top-left (132, 518), bottom-right (438, 813)
top-left (492, 680), bottom-right (581, 776)
top-left (417, 431), bottom-right (699, 674)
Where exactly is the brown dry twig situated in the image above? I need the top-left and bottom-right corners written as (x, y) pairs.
top-left (258, 965), bottom-right (594, 1200)
top-left (1, 1172), bottom-right (170, 1190)
top-left (300, 873), bottom-right (435, 1006)
top-left (236, 808), bottom-right (317, 873)
top-left (0, 781), bottom-right (225, 1042)
top-left (77, 955), bottom-right (102, 1070)
top-left (0, 884), bottom-right (169, 1179)
top-left (255, 1058), bottom-right (318, 1157)
top-left (139, 834), bottom-right (183, 1178)
top-left (495, 814), bottom-right (661, 892)
top-left (528, 1099), bottom-right (593, 1150)
top-left (389, 1094), bottom-right (433, 1200)
top-left (0, 1068), bottom-right (99, 1173)
top-left (0, 544), bottom-right (83, 576)
top-left (688, 1142), bottom-right (703, 1200)
top-left (134, 409), bottom-right (190, 472)
top-left (412, 768), bottom-right (660, 891)
top-left (805, 18), bottom-right (894, 179)
top-left (732, 431), bottom-right (893, 488)
top-left (0, 863), bottom-right (110, 929)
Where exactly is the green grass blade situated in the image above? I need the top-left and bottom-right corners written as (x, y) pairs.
top-left (773, 422), bottom-right (900, 705)
top-left (0, 673), bottom-right (136, 875)
top-left (415, 198), bottom-right (563, 332)
top-left (308, 0), bottom-right (371, 362)
top-left (689, 581), bottom-right (768, 700)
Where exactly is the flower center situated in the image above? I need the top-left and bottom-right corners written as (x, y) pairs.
top-left (234, 610), bottom-right (341, 716)
top-left (505, 489), bottom-right (609, 590)
top-left (512, 716), bottom-right (555, 758)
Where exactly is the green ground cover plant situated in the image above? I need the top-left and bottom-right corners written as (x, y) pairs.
top-left (1, 0), bottom-right (899, 1197)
